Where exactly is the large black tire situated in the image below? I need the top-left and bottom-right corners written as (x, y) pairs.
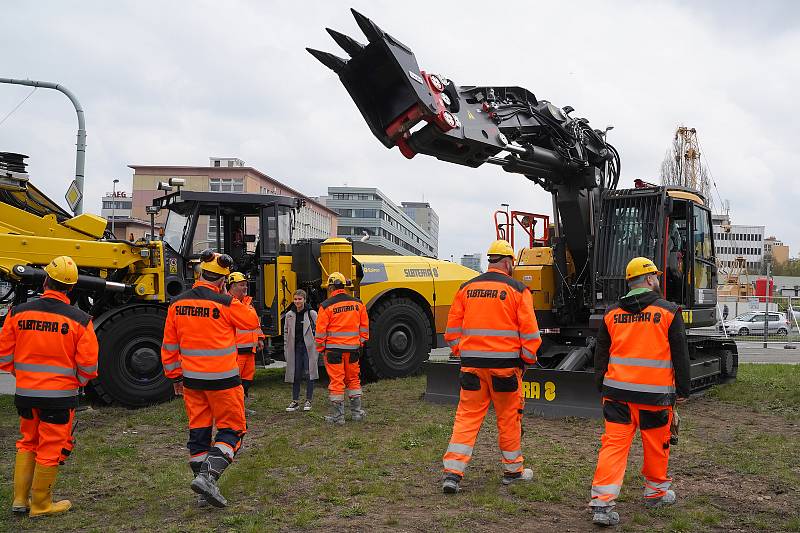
top-left (364, 296), bottom-right (432, 379)
top-left (719, 348), bottom-right (738, 381)
top-left (89, 305), bottom-right (173, 407)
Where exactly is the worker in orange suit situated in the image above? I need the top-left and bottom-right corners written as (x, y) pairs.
top-left (161, 250), bottom-right (260, 508)
top-left (441, 240), bottom-right (541, 493)
top-left (227, 271), bottom-right (264, 403)
top-left (589, 257), bottom-right (690, 527)
top-left (315, 272), bottom-right (369, 425)
top-left (0, 256), bottom-right (98, 517)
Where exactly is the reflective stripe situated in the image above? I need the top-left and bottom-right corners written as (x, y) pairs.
top-left (236, 329), bottom-right (260, 335)
top-left (189, 452), bottom-right (208, 463)
top-left (502, 462), bottom-right (523, 472)
top-left (328, 331), bottom-right (359, 337)
top-left (591, 484), bottom-right (621, 497)
top-left (236, 343), bottom-right (256, 349)
top-left (325, 343), bottom-right (361, 350)
top-left (448, 339), bottom-right (459, 348)
top-left (0, 354), bottom-right (13, 363)
top-left (609, 356), bottom-right (673, 369)
top-left (443, 459), bottom-right (467, 472)
top-left (78, 376), bottom-right (90, 386)
top-left (14, 362), bottom-right (75, 376)
top-left (347, 389), bottom-right (362, 398)
top-left (77, 364), bottom-right (97, 374)
top-left (603, 378), bottom-right (676, 394)
top-left (520, 331), bottom-right (541, 340)
top-left (214, 442), bottom-right (235, 460)
top-left (644, 479), bottom-right (671, 496)
top-left (16, 387), bottom-right (78, 398)
top-left (315, 335), bottom-right (325, 340)
top-left (501, 449), bottom-right (522, 461)
top-left (162, 343), bottom-right (179, 351)
top-left (460, 350), bottom-right (519, 359)
top-left (521, 347), bottom-right (536, 360)
top-left (463, 328), bottom-right (519, 337)
top-left (163, 361), bottom-right (181, 371)
top-left (359, 327), bottom-right (369, 332)
top-left (446, 327), bottom-right (462, 334)
top-left (180, 346), bottom-right (236, 357)
top-left (446, 443), bottom-right (473, 457)
top-left (329, 394), bottom-right (344, 401)
top-left (182, 368), bottom-right (240, 380)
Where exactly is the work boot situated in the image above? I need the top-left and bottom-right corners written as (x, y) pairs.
top-left (29, 464), bottom-right (72, 517)
top-left (190, 454), bottom-right (230, 508)
top-left (12, 450), bottom-right (36, 514)
top-left (324, 401), bottom-right (345, 425)
top-left (350, 396), bottom-right (366, 421)
top-left (644, 489), bottom-right (676, 509)
top-left (591, 505), bottom-right (620, 527)
top-left (189, 462), bottom-right (208, 508)
top-left (442, 473), bottom-right (462, 494)
top-left (501, 467), bottom-right (534, 486)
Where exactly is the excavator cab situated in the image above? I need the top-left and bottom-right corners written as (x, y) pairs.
top-left (153, 190), bottom-right (300, 336)
top-left (593, 185), bottom-right (717, 327)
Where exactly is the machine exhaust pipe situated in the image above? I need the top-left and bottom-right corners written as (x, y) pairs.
top-left (13, 265), bottom-right (132, 294)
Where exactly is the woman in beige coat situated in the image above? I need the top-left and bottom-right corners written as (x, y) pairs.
top-left (283, 289), bottom-right (319, 411)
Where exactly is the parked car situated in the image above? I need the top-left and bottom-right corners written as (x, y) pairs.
top-left (719, 312), bottom-right (790, 336)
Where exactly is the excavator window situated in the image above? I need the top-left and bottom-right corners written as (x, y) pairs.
top-left (665, 202), bottom-right (688, 305)
top-left (162, 210), bottom-right (189, 254)
top-left (692, 204), bottom-right (715, 291)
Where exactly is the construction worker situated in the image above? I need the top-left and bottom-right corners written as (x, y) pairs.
top-left (441, 240), bottom-right (541, 493)
top-left (589, 257), bottom-right (690, 527)
top-left (0, 256), bottom-right (98, 517)
top-left (315, 272), bottom-right (369, 425)
top-left (227, 271), bottom-right (264, 401)
top-left (161, 250), bottom-right (260, 508)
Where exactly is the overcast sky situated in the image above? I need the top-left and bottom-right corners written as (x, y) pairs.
top-left (2, 1), bottom-right (798, 267)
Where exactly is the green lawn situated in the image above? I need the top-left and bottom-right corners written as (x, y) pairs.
top-left (0, 364), bottom-right (798, 531)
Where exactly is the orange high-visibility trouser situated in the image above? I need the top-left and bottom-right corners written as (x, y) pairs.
top-left (443, 367), bottom-right (525, 478)
top-left (184, 387), bottom-right (247, 466)
top-left (237, 353), bottom-right (255, 381)
top-left (17, 408), bottom-right (76, 467)
top-left (590, 399), bottom-right (673, 507)
top-left (324, 351), bottom-right (361, 402)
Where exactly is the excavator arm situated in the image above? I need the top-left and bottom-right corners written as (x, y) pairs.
top-left (307, 9), bottom-right (620, 192)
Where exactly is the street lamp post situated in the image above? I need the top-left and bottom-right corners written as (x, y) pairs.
top-left (111, 179), bottom-right (119, 236)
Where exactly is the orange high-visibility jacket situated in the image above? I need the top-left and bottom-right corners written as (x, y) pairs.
top-left (0, 290), bottom-right (99, 409)
top-left (444, 267), bottom-right (541, 368)
top-left (594, 288), bottom-right (690, 405)
top-left (315, 289), bottom-right (369, 353)
top-left (234, 295), bottom-right (264, 355)
top-left (161, 280), bottom-right (260, 390)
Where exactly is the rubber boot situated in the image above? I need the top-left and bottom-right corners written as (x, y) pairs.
top-left (324, 401), bottom-right (345, 425)
top-left (29, 464), bottom-right (72, 517)
top-left (350, 396), bottom-right (366, 421)
top-left (189, 462), bottom-right (208, 507)
top-left (12, 450), bottom-right (36, 514)
top-left (190, 452), bottom-right (230, 508)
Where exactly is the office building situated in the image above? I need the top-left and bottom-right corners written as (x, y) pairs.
top-left (460, 253), bottom-right (482, 272)
top-left (323, 187), bottom-right (436, 257)
top-left (401, 202), bottom-right (439, 257)
top-left (712, 213), bottom-right (764, 273)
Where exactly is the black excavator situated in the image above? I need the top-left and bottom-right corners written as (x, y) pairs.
top-left (308, 9), bottom-right (737, 417)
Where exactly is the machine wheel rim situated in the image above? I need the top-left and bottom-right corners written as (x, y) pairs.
top-left (121, 337), bottom-right (163, 383)
top-left (383, 322), bottom-right (417, 370)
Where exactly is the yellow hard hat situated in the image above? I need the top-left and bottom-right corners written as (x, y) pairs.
top-left (228, 272), bottom-right (247, 284)
top-left (44, 256), bottom-right (79, 285)
top-left (487, 239), bottom-right (514, 258)
top-left (199, 249), bottom-right (233, 276)
top-left (626, 257), bottom-right (662, 280)
top-left (328, 272), bottom-right (347, 286)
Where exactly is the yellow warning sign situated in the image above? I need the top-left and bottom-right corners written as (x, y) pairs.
top-left (65, 180), bottom-right (82, 212)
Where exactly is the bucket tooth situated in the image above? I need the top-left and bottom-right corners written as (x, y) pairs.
top-left (306, 48), bottom-right (348, 73)
top-left (350, 9), bottom-right (384, 43)
top-left (326, 28), bottom-right (365, 57)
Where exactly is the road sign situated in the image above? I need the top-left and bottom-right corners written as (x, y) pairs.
top-left (65, 180), bottom-right (82, 212)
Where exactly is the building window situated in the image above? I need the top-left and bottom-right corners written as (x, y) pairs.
top-left (214, 160), bottom-right (221, 167)
top-left (210, 177), bottom-right (244, 192)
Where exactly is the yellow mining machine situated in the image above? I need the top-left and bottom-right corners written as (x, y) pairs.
top-left (0, 152), bottom-right (475, 406)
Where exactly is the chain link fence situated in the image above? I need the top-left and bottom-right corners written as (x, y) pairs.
top-left (695, 295), bottom-right (800, 344)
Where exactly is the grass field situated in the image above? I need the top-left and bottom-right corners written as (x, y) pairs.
top-left (1, 364), bottom-right (799, 532)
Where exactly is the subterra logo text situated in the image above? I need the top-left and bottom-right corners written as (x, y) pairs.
top-left (403, 268), bottom-right (439, 278)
